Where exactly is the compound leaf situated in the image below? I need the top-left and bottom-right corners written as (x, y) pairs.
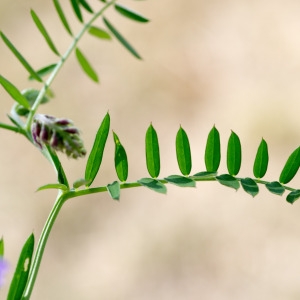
top-left (31, 10), bottom-right (60, 56)
top-left (7, 234), bottom-right (34, 300)
top-left (241, 177), bottom-right (259, 197)
top-left (0, 75), bottom-right (30, 109)
top-left (103, 17), bottom-right (142, 59)
top-left (176, 126), bottom-right (192, 176)
top-left (138, 178), bottom-right (167, 194)
top-left (53, 0), bottom-right (73, 36)
top-left (205, 125), bottom-right (221, 172)
top-left (227, 131), bottom-right (241, 176)
top-left (85, 112), bottom-right (110, 186)
top-left (113, 132), bottom-right (128, 182)
top-left (0, 32), bottom-right (42, 82)
top-left (145, 123), bottom-right (160, 178)
top-left (279, 146), bottom-right (300, 184)
top-left (115, 4), bottom-right (149, 23)
top-left (75, 48), bottom-right (99, 82)
top-left (253, 138), bottom-right (268, 178)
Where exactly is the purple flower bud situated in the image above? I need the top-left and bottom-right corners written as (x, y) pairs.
top-left (63, 127), bottom-right (79, 134)
top-left (55, 118), bottom-right (71, 126)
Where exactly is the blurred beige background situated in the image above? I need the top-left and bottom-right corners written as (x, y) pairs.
top-left (1, 0), bottom-right (300, 299)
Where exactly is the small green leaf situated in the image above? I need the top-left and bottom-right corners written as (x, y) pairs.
top-left (176, 126), bottom-right (192, 176)
top-left (0, 32), bottom-right (42, 82)
top-left (241, 177), bottom-right (259, 197)
top-left (138, 178), bottom-right (167, 194)
top-left (145, 123), bottom-right (160, 178)
top-left (286, 190), bottom-right (300, 204)
top-left (0, 75), bottom-right (30, 109)
top-left (29, 63), bottom-right (57, 80)
top-left (31, 10), bottom-right (60, 56)
top-left (75, 48), bottom-right (99, 82)
top-left (279, 146), bottom-right (300, 184)
top-left (73, 178), bottom-right (91, 189)
top-left (227, 131), bottom-right (242, 176)
top-left (216, 174), bottom-right (240, 190)
top-left (85, 112), bottom-right (110, 186)
top-left (103, 17), bottom-right (142, 60)
top-left (113, 132), bottom-right (128, 182)
top-left (164, 175), bottom-right (196, 187)
top-left (45, 145), bottom-right (69, 188)
top-left (7, 234), bottom-right (34, 300)
top-left (37, 183), bottom-right (68, 192)
top-left (253, 138), bottom-right (268, 178)
top-left (0, 238), bottom-right (4, 257)
top-left (205, 125), bottom-right (221, 172)
top-left (53, 0), bottom-right (73, 36)
top-left (107, 181), bottom-right (120, 200)
top-left (70, 0), bottom-right (83, 22)
top-left (265, 181), bottom-right (285, 196)
top-left (114, 4), bottom-right (149, 23)
top-left (191, 171), bottom-right (217, 179)
top-left (88, 26), bottom-right (111, 40)
top-left (78, 0), bottom-right (94, 13)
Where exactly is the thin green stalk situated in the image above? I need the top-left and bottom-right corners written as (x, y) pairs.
top-left (0, 122), bottom-right (23, 134)
top-left (21, 192), bottom-right (66, 299)
top-left (25, 0), bottom-right (118, 132)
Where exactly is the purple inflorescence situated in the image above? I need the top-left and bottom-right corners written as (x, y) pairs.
top-left (31, 114), bottom-right (86, 159)
top-left (0, 258), bottom-right (8, 288)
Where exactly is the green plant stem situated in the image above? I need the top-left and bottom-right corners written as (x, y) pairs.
top-left (25, 0), bottom-right (118, 132)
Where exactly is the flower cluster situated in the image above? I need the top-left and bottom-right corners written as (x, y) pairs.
top-left (31, 114), bottom-right (86, 159)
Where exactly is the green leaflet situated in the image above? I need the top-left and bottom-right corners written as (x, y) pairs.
top-left (107, 181), bottom-right (120, 200)
top-left (286, 190), bottom-right (300, 204)
top-left (145, 124), bottom-right (160, 178)
top-left (85, 112), bottom-right (110, 186)
top-left (7, 234), bottom-right (34, 300)
top-left (103, 17), bottom-right (142, 60)
top-left (265, 181), bottom-right (285, 196)
top-left (0, 238), bottom-right (3, 257)
top-left (114, 4), bottom-right (149, 23)
top-left (253, 138), bottom-right (268, 178)
top-left (0, 32), bottom-right (42, 82)
top-left (191, 171), bottom-right (217, 179)
top-left (138, 178), bottom-right (167, 194)
top-left (36, 183), bottom-right (68, 192)
top-left (227, 131), bottom-right (242, 176)
top-left (88, 26), bottom-right (111, 40)
top-left (113, 132), bottom-right (128, 182)
top-left (78, 0), bottom-right (94, 13)
top-left (75, 48), bottom-right (99, 82)
top-left (241, 177), bottom-right (259, 197)
top-left (176, 126), bottom-right (192, 176)
top-left (205, 125), bottom-right (221, 172)
top-left (279, 146), bottom-right (300, 184)
top-left (73, 178), bottom-right (91, 189)
top-left (53, 0), bottom-right (73, 36)
top-left (70, 0), bottom-right (83, 22)
top-left (0, 75), bottom-right (30, 109)
top-left (164, 175), bottom-right (195, 187)
top-left (216, 174), bottom-right (240, 190)
top-left (29, 63), bottom-right (57, 80)
top-left (45, 145), bottom-right (69, 188)
top-left (31, 10), bottom-right (60, 56)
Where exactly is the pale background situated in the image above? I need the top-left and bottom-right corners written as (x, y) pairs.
top-left (1, 0), bottom-right (300, 299)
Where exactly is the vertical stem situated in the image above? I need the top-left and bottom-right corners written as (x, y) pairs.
top-left (21, 193), bottom-right (67, 300)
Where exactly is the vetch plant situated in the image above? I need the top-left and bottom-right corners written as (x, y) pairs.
top-left (1, 0), bottom-right (300, 299)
